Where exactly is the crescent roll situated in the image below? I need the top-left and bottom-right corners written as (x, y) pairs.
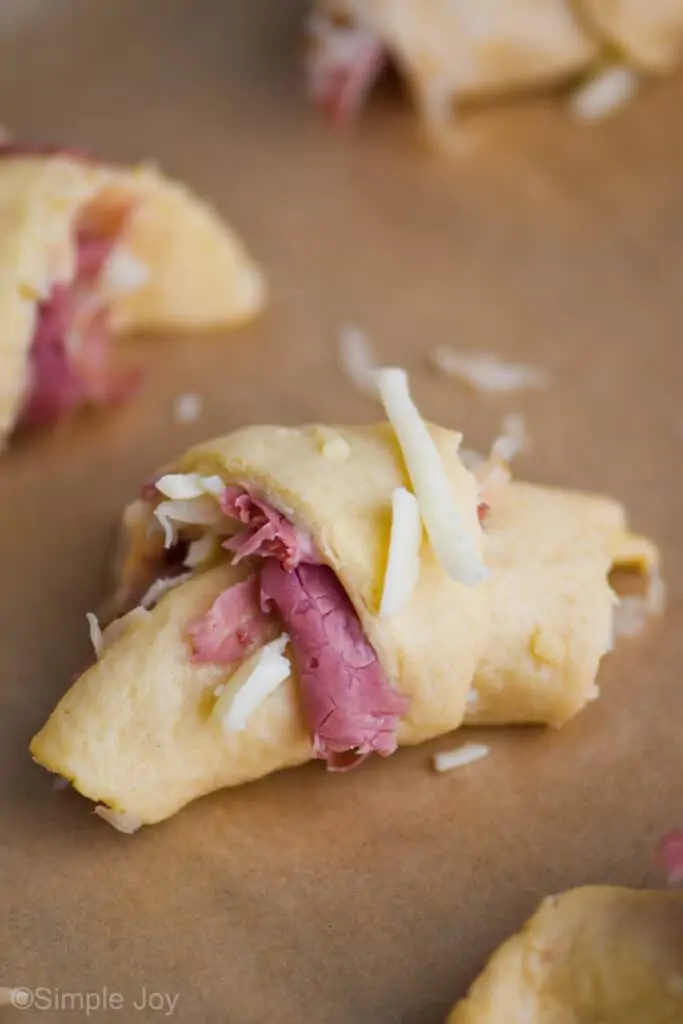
top-left (30, 386), bottom-right (658, 826)
top-left (0, 145), bottom-right (264, 445)
top-left (306, 0), bottom-right (683, 127)
top-left (448, 886), bottom-right (683, 1023)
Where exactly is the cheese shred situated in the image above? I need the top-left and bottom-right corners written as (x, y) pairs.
top-left (433, 743), bottom-right (491, 773)
top-left (213, 634), bottom-right (292, 734)
top-left (379, 487), bottom-right (422, 618)
top-left (375, 367), bottom-right (487, 586)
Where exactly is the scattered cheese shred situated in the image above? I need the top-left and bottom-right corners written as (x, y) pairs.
top-left (338, 324), bottom-right (378, 396)
top-left (94, 807), bottom-right (142, 834)
top-left (613, 596), bottom-right (649, 638)
top-left (174, 392), bottom-right (203, 424)
top-left (155, 473), bottom-right (225, 500)
top-left (86, 612), bottom-right (104, 658)
top-left (569, 66), bottom-right (639, 123)
top-left (432, 347), bottom-right (549, 394)
top-left (459, 448), bottom-right (485, 473)
top-left (433, 743), bottom-right (490, 773)
top-left (379, 487), bottom-right (422, 618)
top-left (184, 533), bottom-right (219, 569)
top-left (491, 413), bottom-right (527, 463)
top-left (477, 414), bottom-right (526, 502)
top-left (155, 495), bottom-right (225, 548)
top-left (140, 573), bottom-right (193, 611)
top-left (613, 567), bottom-right (666, 640)
top-left (88, 607), bottom-right (151, 660)
top-left (375, 367), bottom-right (488, 586)
top-left (102, 245), bottom-right (150, 294)
top-left (213, 634), bottom-right (292, 733)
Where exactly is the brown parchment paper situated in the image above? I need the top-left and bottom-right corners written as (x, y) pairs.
top-left (0, 2), bottom-right (682, 1022)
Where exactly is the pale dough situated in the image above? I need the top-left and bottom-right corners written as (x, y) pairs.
top-left (310, 0), bottom-right (683, 121)
top-left (0, 154), bottom-right (265, 444)
top-left (30, 422), bottom-right (657, 825)
top-left (448, 886), bottom-right (683, 1023)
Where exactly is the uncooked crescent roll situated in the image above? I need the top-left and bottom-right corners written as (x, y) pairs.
top-left (447, 886), bottom-right (683, 1023)
top-left (306, 0), bottom-right (683, 127)
top-left (31, 379), bottom-right (658, 829)
top-left (0, 145), bottom-right (265, 446)
top-left (577, 0), bottom-right (683, 73)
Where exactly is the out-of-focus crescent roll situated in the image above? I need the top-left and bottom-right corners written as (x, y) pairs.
top-left (577, 0), bottom-right (683, 73)
top-left (0, 150), bottom-right (264, 445)
top-left (447, 886), bottom-right (683, 1023)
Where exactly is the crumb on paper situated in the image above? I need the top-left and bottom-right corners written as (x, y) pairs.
top-left (94, 806), bottom-right (142, 835)
top-left (431, 347), bottom-right (549, 394)
top-left (173, 392), bottom-right (203, 424)
top-left (433, 742), bottom-right (490, 773)
top-left (338, 323), bottom-right (378, 396)
top-left (569, 66), bottom-right (639, 123)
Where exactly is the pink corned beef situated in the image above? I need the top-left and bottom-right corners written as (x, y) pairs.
top-left (659, 831), bottom-right (683, 885)
top-left (260, 558), bottom-right (409, 770)
top-left (307, 20), bottom-right (387, 125)
top-left (16, 213), bottom-right (139, 430)
top-left (221, 486), bottom-right (320, 569)
top-left (188, 575), bottom-right (276, 665)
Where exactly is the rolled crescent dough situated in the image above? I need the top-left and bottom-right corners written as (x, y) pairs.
top-left (448, 886), bottom-right (683, 1023)
top-left (30, 422), bottom-right (657, 825)
top-left (0, 153), bottom-right (265, 444)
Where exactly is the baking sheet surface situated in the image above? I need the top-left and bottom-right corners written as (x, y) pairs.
top-left (0, 3), bottom-right (682, 1021)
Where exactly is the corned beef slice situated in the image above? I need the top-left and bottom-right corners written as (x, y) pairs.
top-left (16, 192), bottom-right (137, 429)
top-left (307, 20), bottom-right (387, 124)
top-left (221, 486), bottom-right (319, 568)
top-left (260, 558), bottom-right (408, 770)
top-left (188, 575), bottom-right (276, 665)
top-left (187, 486), bottom-right (410, 766)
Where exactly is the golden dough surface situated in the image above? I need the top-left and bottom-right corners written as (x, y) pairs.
top-left (30, 423), bottom-right (658, 825)
top-left (448, 886), bottom-right (683, 1024)
top-left (0, 153), bottom-right (264, 445)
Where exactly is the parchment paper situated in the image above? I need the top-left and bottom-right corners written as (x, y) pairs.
top-left (0, 2), bottom-right (682, 1021)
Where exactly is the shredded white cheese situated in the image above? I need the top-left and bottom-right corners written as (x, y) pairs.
top-left (86, 612), bottom-right (104, 658)
top-left (184, 533), bottom-right (219, 569)
top-left (88, 607), bottom-right (150, 660)
top-left (213, 634), bottom-right (292, 733)
top-left (613, 568), bottom-right (666, 639)
top-left (51, 776), bottom-right (70, 792)
top-left (477, 414), bottom-right (526, 501)
top-left (491, 413), bottom-right (527, 463)
top-left (466, 688), bottom-right (480, 707)
top-left (102, 245), bottom-right (150, 294)
top-left (174, 392), bottom-right (203, 424)
top-left (432, 347), bottom-right (549, 394)
top-left (433, 743), bottom-right (490, 773)
top-left (155, 473), bottom-right (224, 500)
top-left (459, 447), bottom-right (485, 473)
top-left (338, 324), bottom-right (378, 396)
top-left (140, 573), bottom-right (193, 611)
top-left (569, 66), bottom-right (639, 123)
top-left (155, 495), bottom-right (226, 548)
top-left (94, 807), bottom-right (142, 834)
top-left (379, 488), bottom-right (422, 618)
top-left (375, 367), bottom-right (488, 586)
